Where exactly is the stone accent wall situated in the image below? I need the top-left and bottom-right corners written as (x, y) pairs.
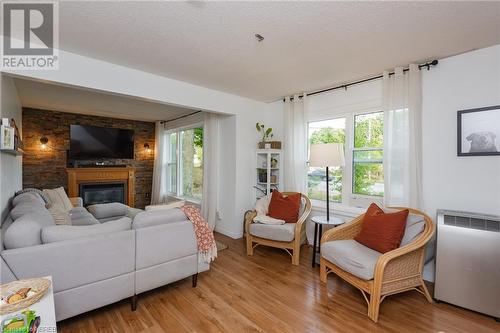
top-left (22, 108), bottom-right (155, 209)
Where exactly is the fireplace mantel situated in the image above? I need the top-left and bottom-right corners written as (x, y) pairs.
top-left (66, 167), bottom-right (135, 207)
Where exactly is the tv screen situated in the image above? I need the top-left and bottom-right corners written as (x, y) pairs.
top-left (69, 125), bottom-right (134, 160)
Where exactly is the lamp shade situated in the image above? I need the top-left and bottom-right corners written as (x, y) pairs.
top-left (309, 143), bottom-right (345, 167)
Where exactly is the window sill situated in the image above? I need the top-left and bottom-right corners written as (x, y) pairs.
top-left (166, 194), bottom-right (202, 206)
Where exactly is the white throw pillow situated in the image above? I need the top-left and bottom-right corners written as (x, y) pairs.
top-left (43, 187), bottom-right (74, 212)
top-left (253, 215), bottom-right (285, 225)
top-left (255, 194), bottom-right (272, 216)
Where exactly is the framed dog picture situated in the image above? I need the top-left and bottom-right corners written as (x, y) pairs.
top-left (457, 105), bottom-right (500, 156)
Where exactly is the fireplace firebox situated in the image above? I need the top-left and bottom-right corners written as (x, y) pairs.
top-left (79, 182), bottom-right (126, 206)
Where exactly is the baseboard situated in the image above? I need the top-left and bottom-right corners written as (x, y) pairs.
top-left (214, 225), bottom-right (242, 239)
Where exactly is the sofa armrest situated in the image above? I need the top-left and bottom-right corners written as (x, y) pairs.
top-left (1, 230), bottom-right (135, 293)
top-left (69, 197), bottom-right (83, 208)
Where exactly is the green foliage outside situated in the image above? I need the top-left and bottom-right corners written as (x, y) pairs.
top-left (181, 128), bottom-right (203, 200)
top-left (353, 113), bottom-right (384, 196)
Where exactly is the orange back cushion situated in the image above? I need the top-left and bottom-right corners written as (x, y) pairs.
top-left (354, 203), bottom-right (409, 253)
top-left (267, 191), bottom-right (301, 223)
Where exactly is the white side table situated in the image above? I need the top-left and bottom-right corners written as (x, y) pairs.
top-left (311, 216), bottom-right (344, 267)
top-left (0, 276), bottom-right (57, 332)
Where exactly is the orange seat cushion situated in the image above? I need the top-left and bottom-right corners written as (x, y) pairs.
top-left (354, 203), bottom-right (409, 253)
top-left (267, 191), bottom-right (301, 223)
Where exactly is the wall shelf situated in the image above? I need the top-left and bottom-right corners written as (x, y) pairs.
top-left (0, 148), bottom-right (24, 156)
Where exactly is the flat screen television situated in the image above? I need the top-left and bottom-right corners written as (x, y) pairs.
top-left (69, 124), bottom-right (134, 160)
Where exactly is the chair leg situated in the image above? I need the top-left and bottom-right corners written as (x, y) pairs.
top-left (292, 244), bottom-right (300, 266)
top-left (320, 259), bottom-right (327, 283)
top-left (368, 290), bottom-right (381, 323)
top-left (420, 279), bottom-right (433, 303)
top-left (130, 295), bottom-right (137, 311)
top-left (192, 273), bottom-right (198, 287)
top-left (246, 235), bottom-right (254, 256)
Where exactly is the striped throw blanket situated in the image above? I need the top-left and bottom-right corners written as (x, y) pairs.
top-left (180, 205), bottom-right (217, 263)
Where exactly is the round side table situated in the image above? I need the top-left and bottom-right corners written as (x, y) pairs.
top-left (311, 216), bottom-right (344, 267)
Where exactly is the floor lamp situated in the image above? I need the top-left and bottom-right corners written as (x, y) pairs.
top-left (309, 143), bottom-right (345, 221)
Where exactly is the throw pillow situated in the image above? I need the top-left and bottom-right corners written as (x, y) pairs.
top-left (255, 194), bottom-right (272, 216)
top-left (354, 203), bottom-right (409, 253)
top-left (48, 206), bottom-right (72, 225)
top-left (43, 187), bottom-right (74, 212)
top-left (267, 191), bottom-right (301, 223)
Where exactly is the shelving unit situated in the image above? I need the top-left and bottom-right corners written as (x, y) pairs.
top-left (0, 148), bottom-right (24, 156)
top-left (255, 149), bottom-right (282, 200)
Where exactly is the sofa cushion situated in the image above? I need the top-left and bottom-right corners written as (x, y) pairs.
top-left (132, 209), bottom-right (189, 229)
top-left (354, 203), bottom-right (409, 253)
top-left (321, 240), bottom-right (382, 280)
top-left (41, 217), bottom-right (132, 243)
top-left (43, 187), bottom-right (74, 212)
top-left (145, 201), bottom-right (185, 211)
top-left (48, 206), bottom-right (72, 225)
top-left (10, 201), bottom-right (45, 220)
top-left (249, 223), bottom-right (296, 242)
top-left (4, 210), bottom-right (55, 249)
top-left (69, 207), bottom-right (99, 226)
top-left (14, 189), bottom-right (50, 207)
top-left (12, 192), bottom-right (47, 208)
top-left (87, 203), bottom-right (128, 220)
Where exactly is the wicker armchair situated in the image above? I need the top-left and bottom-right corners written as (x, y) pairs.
top-left (245, 192), bottom-right (312, 265)
top-left (320, 207), bottom-right (435, 322)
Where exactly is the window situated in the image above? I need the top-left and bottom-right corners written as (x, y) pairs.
top-left (166, 126), bottom-right (203, 202)
top-left (352, 112), bottom-right (384, 196)
top-left (307, 111), bottom-right (384, 207)
top-left (307, 118), bottom-right (346, 203)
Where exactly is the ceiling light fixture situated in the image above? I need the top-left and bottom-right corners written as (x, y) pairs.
top-left (255, 34), bottom-right (264, 42)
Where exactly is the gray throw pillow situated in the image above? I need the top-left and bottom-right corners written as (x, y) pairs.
top-left (87, 203), bottom-right (128, 219)
top-left (41, 217), bottom-right (132, 243)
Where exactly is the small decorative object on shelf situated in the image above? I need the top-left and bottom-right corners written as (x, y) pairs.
top-left (255, 123), bottom-right (282, 149)
top-left (0, 125), bottom-right (15, 150)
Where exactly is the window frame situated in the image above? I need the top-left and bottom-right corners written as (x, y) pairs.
top-left (306, 108), bottom-right (384, 209)
top-left (351, 111), bottom-right (384, 198)
top-left (165, 122), bottom-right (204, 203)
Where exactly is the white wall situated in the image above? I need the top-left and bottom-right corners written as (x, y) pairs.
top-left (0, 74), bottom-right (22, 222)
top-left (422, 44), bottom-right (500, 218)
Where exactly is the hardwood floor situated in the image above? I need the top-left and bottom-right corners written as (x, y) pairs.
top-left (59, 233), bottom-right (498, 333)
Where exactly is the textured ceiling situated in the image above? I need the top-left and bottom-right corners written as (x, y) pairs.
top-left (56, 1), bottom-right (500, 102)
top-left (14, 78), bottom-right (197, 122)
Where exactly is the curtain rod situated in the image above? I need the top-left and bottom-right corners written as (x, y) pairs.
top-left (283, 60), bottom-right (438, 102)
top-left (160, 110), bottom-right (202, 124)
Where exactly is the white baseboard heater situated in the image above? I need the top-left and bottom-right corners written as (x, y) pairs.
top-left (434, 209), bottom-right (500, 320)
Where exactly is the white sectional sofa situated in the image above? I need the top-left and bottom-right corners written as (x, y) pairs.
top-left (0, 192), bottom-right (209, 321)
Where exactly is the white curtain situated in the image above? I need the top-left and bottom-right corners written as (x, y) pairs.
top-left (283, 94), bottom-right (308, 193)
top-left (151, 121), bottom-right (167, 205)
top-left (383, 65), bottom-right (423, 208)
top-left (201, 113), bottom-right (219, 229)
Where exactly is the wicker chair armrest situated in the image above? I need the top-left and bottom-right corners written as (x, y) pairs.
top-left (320, 214), bottom-right (365, 244)
top-left (244, 210), bottom-right (257, 234)
top-left (373, 212), bottom-right (436, 283)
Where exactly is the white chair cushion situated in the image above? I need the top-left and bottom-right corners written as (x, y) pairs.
top-left (400, 213), bottom-right (425, 247)
top-left (249, 223), bottom-right (296, 242)
top-left (321, 240), bottom-right (382, 280)
top-left (255, 194), bottom-right (272, 216)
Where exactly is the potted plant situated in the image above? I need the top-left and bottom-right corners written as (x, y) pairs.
top-left (256, 123), bottom-right (282, 149)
